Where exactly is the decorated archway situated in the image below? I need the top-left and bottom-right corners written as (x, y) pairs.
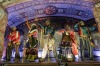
top-left (0, 0), bottom-right (100, 58)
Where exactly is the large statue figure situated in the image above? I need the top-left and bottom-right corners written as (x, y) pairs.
top-left (54, 25), bottom-right (78, 62)
top-left (39, 20), bottom-right (55, 62)
top-left (54, 28), bottom-right (65, 61)
top-left (60, 25), bottom-right (76, 61)
top-left (23, 17), bottom-right (39, 61)
top-left (25, 23), bottom-right (38, 61)
top-left (74, 21), bottom-right (96, 61)
top-left (8, 26), bottom-right (20, 62)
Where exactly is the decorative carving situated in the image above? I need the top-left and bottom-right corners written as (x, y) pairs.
top-left (2, 0), bottom-right (31, 8)
top-left (2, 0), bottom-right (97, 26)
top-left (44, 5), bottom-right (58, 15)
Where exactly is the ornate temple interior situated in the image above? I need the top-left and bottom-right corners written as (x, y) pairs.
top-left (0, 0), bottom-right (100, 66)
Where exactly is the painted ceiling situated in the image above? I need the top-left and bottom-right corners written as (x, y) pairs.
top-left (1, 0), bottom-right (100, 27)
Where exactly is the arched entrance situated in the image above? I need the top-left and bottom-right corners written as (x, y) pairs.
top-left (0, 0), bottom-right (100, 60)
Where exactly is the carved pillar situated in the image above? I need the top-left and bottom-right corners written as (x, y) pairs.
top-left (0, 6), bottom-right (7, 58)
top-left (93, 3), bottom-right (100, 33)
top-left (92, 3), bottom-right (100, 56)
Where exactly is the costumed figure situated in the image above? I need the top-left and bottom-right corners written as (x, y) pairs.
top-left (60, 25), bottom-right (76, 61)
top-left (8, 26), bottom-right (20, 62)
top-left (39, 20), bottom-right (55, 62)
top-left (25, 23), bottom-right (38, 62)
top-left (54, 28), bottom-right (65, 61)
top-left (74, 21), bottom-right (96, 61)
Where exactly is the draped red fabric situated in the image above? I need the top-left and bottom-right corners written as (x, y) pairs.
top-left (69, 31), bottom-right (78, 55)
top-left (72, 43), bottom-right (78, 55)
top-left (8, 31), bottom-right (20, 44)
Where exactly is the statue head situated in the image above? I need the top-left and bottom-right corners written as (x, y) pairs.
top-left (12, 26), bottom-right (16, 31)
top-left (80, 21), bottom-right (85, 26)
top-left (65, 25), bottom-right (70, 30)
top-left (45, 20), bottom-right (51, 26)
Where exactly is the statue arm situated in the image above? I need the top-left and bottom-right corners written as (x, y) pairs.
top-left (25, 17), bottom-right (31, 30)
top-left (74, 23), bottom-right (80, 31)
top-left (38, 23), bottom-right (44, 29)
